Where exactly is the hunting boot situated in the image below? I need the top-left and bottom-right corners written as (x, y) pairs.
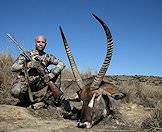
top-left (16, 92), bottom-right (31, 107)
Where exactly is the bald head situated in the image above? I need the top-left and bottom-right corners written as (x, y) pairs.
top-left (35, 35), bottom-right (47, 42)
top-left (35, 35), bottom-right (47, 51)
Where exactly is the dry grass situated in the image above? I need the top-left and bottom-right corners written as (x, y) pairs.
top-left (0, 53), bottom-right (15, 104)
top-left (104, 75), bottom-right (162, 130)
top-left (0, 53), bottom-right (162, 130)
top-left (0, 53), bottom-right (14, 84)
top-left (116, 102), bottom-right (161, 129)
top-left (108, 76), bottom-right (162, 107)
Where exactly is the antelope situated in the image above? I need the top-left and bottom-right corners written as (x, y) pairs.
top-left (60, 14), bottom-right (125, 128)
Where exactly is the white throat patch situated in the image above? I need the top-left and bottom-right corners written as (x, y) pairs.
top-left (88, 93), bottom-right (96, 108)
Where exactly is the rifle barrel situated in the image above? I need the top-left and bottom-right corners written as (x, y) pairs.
top-left (6, 33), bottom-right (31, 61)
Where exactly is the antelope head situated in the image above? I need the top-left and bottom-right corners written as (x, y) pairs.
top-left (60, 14), bottom-right (125, 128)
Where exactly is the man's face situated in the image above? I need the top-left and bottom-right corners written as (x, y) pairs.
top-left (35, 36), bottom-right (46, 51)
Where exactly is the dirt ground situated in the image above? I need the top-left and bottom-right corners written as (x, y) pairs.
top-left (0, 75), bottom-right (162, 131)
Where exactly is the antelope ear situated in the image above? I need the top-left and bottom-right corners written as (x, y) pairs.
top-left (88, 93), bottom-right (96, 108)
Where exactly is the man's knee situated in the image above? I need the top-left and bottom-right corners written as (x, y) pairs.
top-left (11, 83), bottom-right (21, 98)
top-left (11, 83), bottom-right (27, 98)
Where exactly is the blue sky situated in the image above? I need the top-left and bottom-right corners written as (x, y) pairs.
top-left (0, 0), bottom-right (162, 76)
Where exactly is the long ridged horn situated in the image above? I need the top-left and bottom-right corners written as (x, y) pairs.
top-left (90, 14), bottom-right (113, 90)
top-left (60, 26), bottom-right (85, 89)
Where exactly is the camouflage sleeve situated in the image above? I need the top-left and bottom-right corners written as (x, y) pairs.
top-left (48, 54), bottom-right (65, 74)
top-left (11, 54), bottom-right (26, 72)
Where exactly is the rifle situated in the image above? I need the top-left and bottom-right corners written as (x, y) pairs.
top-left (6, 34), bottom-right (63, 102)
top-left (6, 33), bottom-right (34, 102)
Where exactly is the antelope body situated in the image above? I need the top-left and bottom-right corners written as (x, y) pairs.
top-left (60, 14), bottom-right (125, 128)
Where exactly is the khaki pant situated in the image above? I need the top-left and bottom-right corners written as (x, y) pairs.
top-left (11, 76), bottom-right (46, 100)
top-left (11, 74), bottom-right (63, 102)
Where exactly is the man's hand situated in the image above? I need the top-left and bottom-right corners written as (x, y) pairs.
top-left (48, 73), bottom-right (56, 79)
top-left (27, 61), bottom-right (34, 68)
top-left (27, 61), bottom-right (39, 68)
top-left (44, 73), bottom-right (56, 83)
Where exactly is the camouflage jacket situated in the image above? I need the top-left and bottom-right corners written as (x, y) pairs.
top-left (11, 49), bottom-right (65, 77)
